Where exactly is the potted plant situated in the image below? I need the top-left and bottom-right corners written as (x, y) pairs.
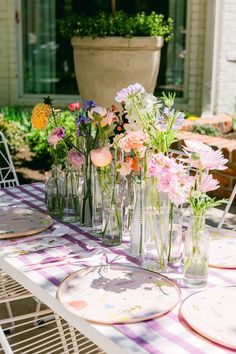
top-left (60, 4), bottom-right (173, 106)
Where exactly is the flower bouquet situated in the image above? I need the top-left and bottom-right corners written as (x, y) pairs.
top-left (31, 84), bottom-right (228, 283)
top-left (31, 97), bottom-right (125, 224)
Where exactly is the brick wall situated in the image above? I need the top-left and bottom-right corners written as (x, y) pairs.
top-left (0, 0), bottom-right (17, 106)
top-left (214, 0), bottom-right (236, 114)
top-left (184, 0), bottom-right (207, 115)
top-left (175, 130), bottom-right (236, 202)
top-left (0, 1), bottom-right (10, 106)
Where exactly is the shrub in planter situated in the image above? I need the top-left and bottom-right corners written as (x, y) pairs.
top-left (60, 11), bottom-right (173, 106)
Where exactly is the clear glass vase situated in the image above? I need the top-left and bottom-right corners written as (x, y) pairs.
top-left (80, 154), bottom-right (93, 227)
top-left (141, 208), bottom-right (169, 272)
top-left (130, 179), bottom-right (145, 256)
top-left (122, 175), bottom-right (135, 240)
top-left (60, 166), bottom-right (81, 223)
top-left (140, 177), bottom-right (171, 272)
top-left (92, 167), bottom-right (105, 235)
top-left (45, 165), bottom-right (63, 219)
top-left (183, 215), bottom-right (209, 287)
top-left (102, 182), bottom-right (123, 247)
top-left (167, 205), bottom-right (183, 264)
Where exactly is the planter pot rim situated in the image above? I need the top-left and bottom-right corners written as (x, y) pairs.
top-left (71, 36), bottom-right (164, 49)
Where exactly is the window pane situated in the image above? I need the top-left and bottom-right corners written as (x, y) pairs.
top-left (22, 0), bottom-right (78, 94)
top-left (22, 0), bottom-right (186, 98)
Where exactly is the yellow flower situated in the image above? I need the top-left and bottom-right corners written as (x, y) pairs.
top-left (31, 97), bottom-right (52, 129)
top-left (187, 116), bottom-right (200, 121)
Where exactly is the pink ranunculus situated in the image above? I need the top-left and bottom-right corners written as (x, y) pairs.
top-left (90, 147), bottom-right (112, 167)
top-left (68, 102), bottom-right (81, 111)
top-left (89, 106), bottom-right (107, 119)
top-left (47, 127), bottom-right (65, 146)
top-left (183, 140), bottom-right (228, 171)
top-left (118, 161), bottom-right (132, 176)
top-left (101, 107), bottom-right (116, 127)
top-left (199, 173), bottom-right (220, 193)
top-left (118, 131), bottom-right (148, 154)
top-left (67, 149), bottom-right (85, 169)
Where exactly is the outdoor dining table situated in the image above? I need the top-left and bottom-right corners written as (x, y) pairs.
top-left (0, 182), bottom-right (235, 354)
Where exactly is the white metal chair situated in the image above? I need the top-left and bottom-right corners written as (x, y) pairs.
top-left (0, 307), bottom-right (105, 354)
top-left (0, 132), bottom-right (43, 325)
top-left (0, 131), bottom-right (19, 188)
top-left (217, 184), bottom-right (236, 230)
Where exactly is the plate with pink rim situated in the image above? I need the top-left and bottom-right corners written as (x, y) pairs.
top-left (57, 264), bottom-right (181, 324)
top-left (0, 207), bottom-right (53, 239)
top-left (180, 287), bottom-right (236, 350)
top-left (208, 227), bottom-right (236, 268)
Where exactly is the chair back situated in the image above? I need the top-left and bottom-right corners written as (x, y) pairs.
top-left (0, 131), bottom-right (19, 188)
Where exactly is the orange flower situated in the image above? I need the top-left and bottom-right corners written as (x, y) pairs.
top-left (31, 97), bottom-right (52, 129)
top-left (125, 156), bottom-right (139, 172)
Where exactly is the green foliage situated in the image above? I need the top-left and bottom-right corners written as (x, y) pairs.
top-left (60, 11), bottom-right (173, 41)
top-left (189, 193), bottom-right (227, 217)
top-left (27, 110), bottom-right (76, 165)
top-left (192, 124), bottom-right (220, 136)
top-left (26, 129), bottom-right (51, 163)
top-left (0, 106), bottom-right (31, 134)
top-left (0, 106), bottom-right (77, 167)
top-left (0, 117), bottom-right (24, 157)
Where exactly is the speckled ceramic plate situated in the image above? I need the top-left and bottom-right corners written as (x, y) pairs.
top-left (0, 207), bottom-right (53, 239)
top-left (209, 227), bottom-right (236, 268)
top-left (180, 287), bottom-right (236, 350)
top-left (57, 264), bottom-right (181, 324)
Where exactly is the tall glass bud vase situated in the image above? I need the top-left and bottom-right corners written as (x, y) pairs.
top-left (92, 167), bottom-right (104, 235)
top-left (167, 205), bottom-right (183, 264)
top-left (122, 175), bottom-right (135, 239)
top-left (61, 166), bottom-right (81, 223)
top-left (45, 165), bottom-right (63, 219)
top-left (81, 154), bottom-right (93, 227)
top-left (183, 215), bottom-right (209, 287)
top-left (130, 179), bottom-right (144, 256)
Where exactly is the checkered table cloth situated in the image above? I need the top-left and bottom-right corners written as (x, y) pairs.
top-left (1, 183), bottom-right (235, 354)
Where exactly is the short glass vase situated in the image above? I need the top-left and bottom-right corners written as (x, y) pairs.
top-left (60, 166), bottom-right (82, 223)
top-left (45, 165), bottom-right (63, 220)
top-left (102, 183), bottom-right (123, 247)
top-left (141, 208), bottom-right (169, 273)
top-left (183, 215), bottom-right (209, 287)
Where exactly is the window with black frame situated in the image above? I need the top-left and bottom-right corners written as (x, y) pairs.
top-left (22, 0), bottom-right (186, 98)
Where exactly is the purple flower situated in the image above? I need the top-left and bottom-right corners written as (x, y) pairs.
top-left (84, 100), bottom-right (96, 111)
top-left (172, 111), bottom-right (185, 129)
top-left (155, 108), bottom-right (185, 131)
top-left (76, 114), bottom-right (91, 136)
top-left (115, 83), bottom-right (145, 103)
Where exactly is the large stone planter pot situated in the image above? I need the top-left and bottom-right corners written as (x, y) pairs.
top-left (71, 36), bottom-right (164, 107)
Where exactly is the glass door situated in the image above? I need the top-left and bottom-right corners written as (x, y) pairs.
top-left (21, 0), bottom-right (187, 98)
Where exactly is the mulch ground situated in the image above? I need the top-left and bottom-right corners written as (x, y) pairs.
top-left (14, 147), bottom-right (50, 185)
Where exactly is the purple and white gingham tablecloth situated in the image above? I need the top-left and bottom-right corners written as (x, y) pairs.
top-left (0, 183), bottom-right (235, 354)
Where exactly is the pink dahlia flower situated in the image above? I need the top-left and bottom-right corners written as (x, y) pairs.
top-left (183, 140), bottom-right (228, 171)
top-left (199, 173), bottom-right (220, 193)
top-left (67, 149), bottom-right (85, 169)
top-left (47, 127), bottom-right (65, 146)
